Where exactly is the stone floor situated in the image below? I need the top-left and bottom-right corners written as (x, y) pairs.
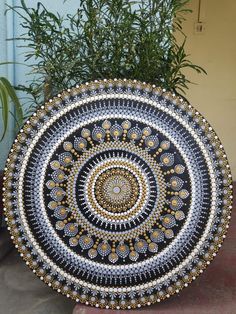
top-left (0, 186), bottom-right (235, 314)
top-left (0, 250), bottom-right (74, 314)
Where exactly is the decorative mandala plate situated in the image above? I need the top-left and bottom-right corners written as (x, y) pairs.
top-left (3, 79), bottom-right (233, 309)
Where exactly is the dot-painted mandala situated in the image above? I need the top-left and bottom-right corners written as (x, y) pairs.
top-left (2, 79), bottom-right (233, 309)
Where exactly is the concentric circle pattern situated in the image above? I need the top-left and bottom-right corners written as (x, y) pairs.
top-left (3, 79), bottom-right (233, 309)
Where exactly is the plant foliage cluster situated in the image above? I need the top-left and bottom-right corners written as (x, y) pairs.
top-left (9, 0), bottom-right (205, 112)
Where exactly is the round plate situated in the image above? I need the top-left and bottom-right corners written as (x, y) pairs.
top-left (3, 79), bottom-right (233, 309)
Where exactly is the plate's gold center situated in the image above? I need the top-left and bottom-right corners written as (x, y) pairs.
top-left (94, 168), bottom-right (139, 213)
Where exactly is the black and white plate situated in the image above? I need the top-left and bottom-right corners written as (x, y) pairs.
top-left (3, 79), bottom-right (233, 309)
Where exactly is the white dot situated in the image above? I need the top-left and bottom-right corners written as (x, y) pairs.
top-left (113, 186), bottom-right (121, 194)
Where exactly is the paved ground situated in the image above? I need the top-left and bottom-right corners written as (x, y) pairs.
top-left (0, 250), bottom-right (74, 314)
top-left (0, 187), bottom-right (235, 314)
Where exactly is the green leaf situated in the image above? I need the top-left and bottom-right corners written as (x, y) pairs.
top-left (0, 77), bottom-right (23, 125)
top-left (0, 77), bottom-right (23, 141)
top-left (0, 82), bottom-right (9, 141)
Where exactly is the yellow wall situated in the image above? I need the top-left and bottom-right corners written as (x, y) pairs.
top-left (179, 0), bottom-right (236, 179)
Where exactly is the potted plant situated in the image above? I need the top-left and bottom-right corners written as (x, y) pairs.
top-left (6, 0), bottom-right (205, 107)
top-left (0, 72), bottom-right (22, 257)
top-left (0, 71), bottom-right (23, 225)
